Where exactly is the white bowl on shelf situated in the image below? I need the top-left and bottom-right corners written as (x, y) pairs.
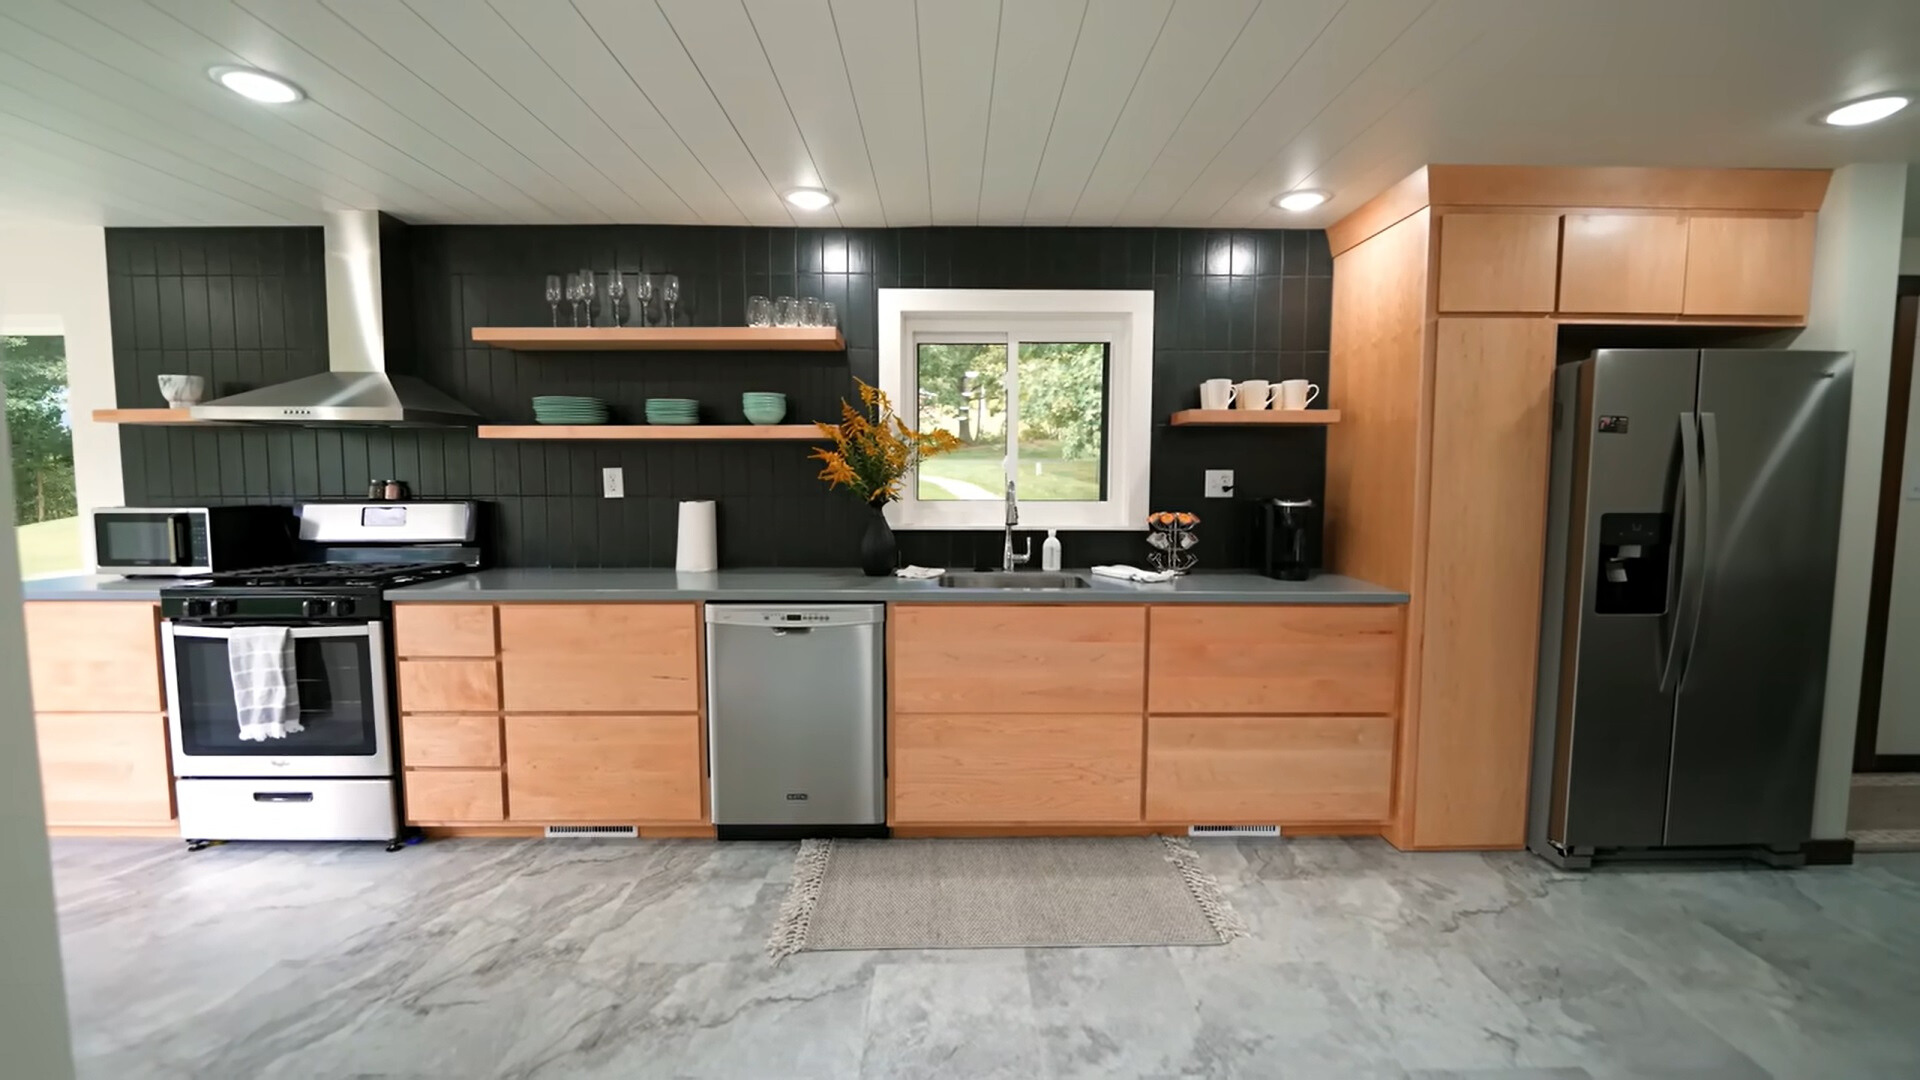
top-left (157, 374), bottom-right (206, 407)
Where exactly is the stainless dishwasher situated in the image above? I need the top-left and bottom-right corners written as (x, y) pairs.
top-left (705, 604), bottom-right (887, 839)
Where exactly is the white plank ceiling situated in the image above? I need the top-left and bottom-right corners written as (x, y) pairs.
top-left (1, 0), bottom-right (1917, 229)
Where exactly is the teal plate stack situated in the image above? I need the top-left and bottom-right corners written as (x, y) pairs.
top-left (645, 397), bottom-right (700, 425)
top-left (742, 391), bottom-right (787, 425)
top-left (532, 395), bottom-right (609, 425)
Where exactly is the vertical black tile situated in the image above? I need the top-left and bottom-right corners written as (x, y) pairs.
top-left (1203, 277), bottom-right (1231, 350)
top-left (1282, 230), bottom-right (1311, 277)
top-left (1280, 276), bottom-right (1309, 351)
top-left (1230, 232), bottom-right (1258, 277)
top-left (1154, 229), bottom-right (1181, 275)
top-left (157, 276), bottom-right (186, 348)
top-left (1181, 231), bottom-right (1207, 276)
top-left (1254, 230), bottom-right (1284, 276)
top-left (1254, 277), bottom-right (1282, 351)
top-left (1307, 230), bottom-right (1332, 277)
top-left (1205, 230), bottom-right (1232, 275)
top-left (1228, 277), bottom-right (1255, 350)
top-left (1305, 276), bottom-right (1332, 351)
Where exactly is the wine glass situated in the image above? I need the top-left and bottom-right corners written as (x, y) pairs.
top-left (633, 274), bottom-right (654, 327)
top-left (605, 271), bottom-right (627, 327)
top-left (661, 274), bottom-right (680, 327)
top-left (545, 274), bottom-right (563, 327)
top-left (565, 273), bottom-right (584, 326)
top-left (746, 295), bottom-right (770, 327)
top-left (577, 268), bottom-right (597, 328)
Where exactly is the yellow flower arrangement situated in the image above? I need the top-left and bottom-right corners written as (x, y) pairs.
top-left (812, 379), bottom-right (963, 507)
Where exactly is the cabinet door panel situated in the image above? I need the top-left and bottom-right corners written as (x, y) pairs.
top-left (1145, 715), bottom-right (1392, 822)
top-left (892, 605), bottom-right (1145, 714)
top-left (1682, 215), bottom-right (1816, 318)
top-left (400, 715), bottom-right (501, 768)
top-left (403, 769), bottom-right (503, 823)
top-left (25, 602), bottom-right (162, 713)
top-left (1558, 214), bottom-right (1688, 314)
top-left (892, 713), bottom-right (1143, 823)
top-left (499, 605), bottom-right (697, 712)
top-left (1147, 606), bottom-right (1400, 714)
top-left (35, 713), bottom-right (174, 824)
top-left (397, 660), bottom-right (499, 713)
top-left (1436, 213), bottom-right (1559, 313)
top-left (505, 714), bottom-right (702, 822)
top-left (394, 604), bottom-right (496, 658)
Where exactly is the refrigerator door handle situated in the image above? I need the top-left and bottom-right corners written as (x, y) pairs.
top-left (1659, 412), bottom-right (1705, 692)
top-left (1678, 413), bottom-right (1721, 687)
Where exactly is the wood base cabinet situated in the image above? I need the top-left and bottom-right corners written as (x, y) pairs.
top-left (506, 714), bottom-right (703, 823)
top-left (33, 712), bottom-right (174, 825)
top-left (1145, 715), bottom-right (1393, 823)
top-left (893, 713), bottom-right (1143, 824)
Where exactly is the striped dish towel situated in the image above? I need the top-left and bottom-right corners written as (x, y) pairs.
top-left (228, 626), bottom-right (303, 741)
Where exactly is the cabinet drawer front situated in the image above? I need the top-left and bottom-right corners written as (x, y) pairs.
top-left (400, 715), bottom-right (501, 768)
top-left (892, 712), bottom-right (1143, 824)
top-left (1436, 212), bottom-right (1560, 313)
top-left (505, 714), bottom-right (702, 823)
top-left (1148, 606), bottom-right (1400, 714)
top-left (403, 769), bottom-right (503, 823)
top-left (395, 604), bottom-right (496, 658)
top-left (398, 660), bottom-right (499, 713)
top-left (892, 605), bottom-right (1146, 714)
top-left (1145, 715), bottom-right (1393, 823)
top-left (499, 604), bottom-right (698, 712)
top-left (1557, 213), bottom-right (1688, 314)
top-left (34, 712), bottom-right (173, 825)
top-left (25, 602), bottom-right (162, 713)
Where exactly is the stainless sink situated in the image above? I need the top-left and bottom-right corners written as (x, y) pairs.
top-left (937, 571), bottom-right (1091, 589)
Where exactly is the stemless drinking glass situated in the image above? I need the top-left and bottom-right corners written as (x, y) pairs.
top-left (746, 295), bottom-right (771, 327)
top-left (605, 271), bottom-right (626, 327)
top-left (661, 274), bottom-right (681, 327)
top-left (577, 268), bottom-right (597, 328)
top-left (633, 274), bottom-right (654, 327)
top-left (799, 296), bottom-right (822, 327)
top-left (818, 300), bottom-right (837, 329)
top-left (774, 296), bottom-right (799, 327)
top-left (565, 273), bottom-right (584, 326)
top-left (545, 274), bottom-right (563, 327)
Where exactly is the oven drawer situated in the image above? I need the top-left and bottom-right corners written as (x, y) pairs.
top-left (174, 778), bottom-right (398, 841)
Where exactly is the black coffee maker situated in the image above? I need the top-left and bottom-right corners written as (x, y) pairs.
top-left (1251, 497), bottom-right (1320, 580)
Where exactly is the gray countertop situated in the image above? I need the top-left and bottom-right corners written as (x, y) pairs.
top-left (21, 575), bottom-right (169, 600)
top-left (386, 568), bottom-right (1406, 604)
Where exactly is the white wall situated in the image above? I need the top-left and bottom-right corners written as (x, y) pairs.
top-left (0, 368), bottom-right (77, 1075)
top-left (1794, 163), bottom-right (1909, 836)
top-left (0, 224), bottom-right (122, 568)
top-left (1873, 275), bottom-right (1920, 753)
top-left (1901, 236), bottom-right (1920, 275)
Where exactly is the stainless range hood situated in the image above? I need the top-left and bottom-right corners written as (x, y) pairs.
top-left (190, 211), bottom-right (478, 426)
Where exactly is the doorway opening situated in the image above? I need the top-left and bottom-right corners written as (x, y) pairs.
top-left (2, 334), bottom-right (82, 579)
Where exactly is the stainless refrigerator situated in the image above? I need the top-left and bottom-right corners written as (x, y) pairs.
top-left (1529, 349), bottom-right (1851, 868)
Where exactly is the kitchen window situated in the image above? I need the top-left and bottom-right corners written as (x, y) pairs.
top-left (878, 289), bottom-right (1152, 531)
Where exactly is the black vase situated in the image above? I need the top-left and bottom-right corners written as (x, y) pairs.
top-left (860, 504), bottom-right (897, 577)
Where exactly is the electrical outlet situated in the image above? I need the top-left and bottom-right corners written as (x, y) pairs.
top-left (1204, 469), bottom-right (1235, 498)
top-left (602, 467), bottom-right (624, 499)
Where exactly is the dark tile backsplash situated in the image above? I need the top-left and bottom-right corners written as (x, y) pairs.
top-left (111, 224), bottom-right (1332, 569)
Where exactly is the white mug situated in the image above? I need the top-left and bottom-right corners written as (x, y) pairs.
top-left (1198, 378), bottom-right (1237, 411)
top-left (1235, 379), bottom-right (1275, 410)
top-left (1277, 379), bottom-right (1321, 410)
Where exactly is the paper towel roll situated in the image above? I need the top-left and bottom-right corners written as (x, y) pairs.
top-left (675, 500), bottom-right (718, 572)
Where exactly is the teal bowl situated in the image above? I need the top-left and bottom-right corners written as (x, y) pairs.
top-left (744, 407), bottom-right (788, 425)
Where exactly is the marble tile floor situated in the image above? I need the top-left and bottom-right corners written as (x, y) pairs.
top-left (47, 837), bottom-right (1920, 1080)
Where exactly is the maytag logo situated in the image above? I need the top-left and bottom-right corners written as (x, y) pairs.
top-left (786, 793), bottom-right (808, 801)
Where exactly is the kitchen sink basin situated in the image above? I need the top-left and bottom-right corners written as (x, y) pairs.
top-left (937, 571), bottom-right (1090, 589)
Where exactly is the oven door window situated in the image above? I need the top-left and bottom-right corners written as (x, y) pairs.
top-left (173, 634), bottom-right (379, 755)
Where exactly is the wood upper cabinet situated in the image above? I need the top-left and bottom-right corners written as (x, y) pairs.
top-left (505, 714), bottom-right (702, 822)
top-left (33, 712), bottom-right (174, 824)
top-left (892, 713), bottom-right (1143, 823)
top-left (1435, 213), bottom-right (1560, 313)
top-left (1147, 606), bottom-right (1401, 715)
top-left (891, 605), bottom-right (1146, 714)
top-left (1558, 213), bottom-right (1689, 314)
top-left (394, 604), bottom-right (497, 658)
top-left (498, 604), bottom-right (698, 712)
top-left (1682, 214), bottom-right (1817, 317)
top-left (24, 602), bottom-right (162, 713)
top-left (1145, 714), bottom-right (1393, 823)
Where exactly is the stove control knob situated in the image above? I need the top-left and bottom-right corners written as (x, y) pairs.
top-left (211, 599), bottom-right (238, 618)
top-left (302, 598), bottom-right (328, 618)
top-left (184, 599), bottom-right (212, 618)
top-left (329, 598), bottom-right (357, 618)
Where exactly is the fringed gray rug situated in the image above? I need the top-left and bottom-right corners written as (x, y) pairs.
top-left (768, 836), bottom-right (1247, 960)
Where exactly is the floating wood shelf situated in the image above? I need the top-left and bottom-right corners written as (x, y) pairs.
top-left (92, 408), bottom-right (203, 424)
top-left (471, 326), bottom-right (845, 351)
top-left (1169, 409), bottom-right (1342, 426)
top-left (478, 425), bottom-right (827, 441)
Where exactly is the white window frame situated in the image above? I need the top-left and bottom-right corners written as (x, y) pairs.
top-left (879, 288), bottom-right (1152, 531)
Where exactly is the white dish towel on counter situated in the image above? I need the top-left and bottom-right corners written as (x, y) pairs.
top-left (228, 626), bottom-right (303, 741)
top-left (1091, 565), bottom-right (1180, 584)
top-left (894, 565), bottom-right (944, 579)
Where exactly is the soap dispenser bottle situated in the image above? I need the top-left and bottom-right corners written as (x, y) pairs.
top-left (1041, 529), bottom-right (1062, 571)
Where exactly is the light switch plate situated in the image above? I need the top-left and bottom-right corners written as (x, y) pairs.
top-left (1204, 469), bottom-right (1235, 498)
top-left (602, 467), bottom-right (624, 499)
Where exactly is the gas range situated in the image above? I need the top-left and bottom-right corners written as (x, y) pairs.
top-left (162, 560), bottom-right (472, 621)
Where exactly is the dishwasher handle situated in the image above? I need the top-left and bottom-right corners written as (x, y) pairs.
top-left (770, 626), bottom-right (812, 636)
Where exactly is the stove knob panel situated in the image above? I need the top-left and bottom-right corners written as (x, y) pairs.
top-left (184, 599), bottom-right (212, 619)
top-left (302, 598), bottom-right (328, 618)
top-left (211, 599), bottom-right (238, 618)
top-left (329, 598), bottom-right (357, 618)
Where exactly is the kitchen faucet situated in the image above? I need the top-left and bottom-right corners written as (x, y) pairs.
top-left (1003, 478), bottom-right (1032, 571)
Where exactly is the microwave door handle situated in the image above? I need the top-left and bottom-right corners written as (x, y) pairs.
top-left (169, 514), bottom-right (188, 564)
top-left (1659, 412), bottom-right (1705, 693)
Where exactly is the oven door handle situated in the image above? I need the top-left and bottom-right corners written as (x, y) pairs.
top-left (166, 623), bottom-right (379, 640)
top-left (252, 791), bottom-right (314, 803)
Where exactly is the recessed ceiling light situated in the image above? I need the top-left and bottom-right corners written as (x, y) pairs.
top-left (209, 65), bottom-right (303, 105)
top-left (1274, 189), bottom-right (1330, 212)
top-left (784, 188), bottom-right (835, 211)
top-left (1822, 94), bottom-right (1908, 126)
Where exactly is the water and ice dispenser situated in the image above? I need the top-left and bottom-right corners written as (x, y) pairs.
top-left (1594, 512), bottom-right (1671, 615)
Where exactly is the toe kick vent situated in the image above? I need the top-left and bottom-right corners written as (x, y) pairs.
top-left (543, 825), bottom-right (639, 839)
top-left (1188, 825), bottom-right (1281, 838)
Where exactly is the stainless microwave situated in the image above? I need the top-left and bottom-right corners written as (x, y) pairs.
top-left (91, 506), bottom-right (294, 577)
